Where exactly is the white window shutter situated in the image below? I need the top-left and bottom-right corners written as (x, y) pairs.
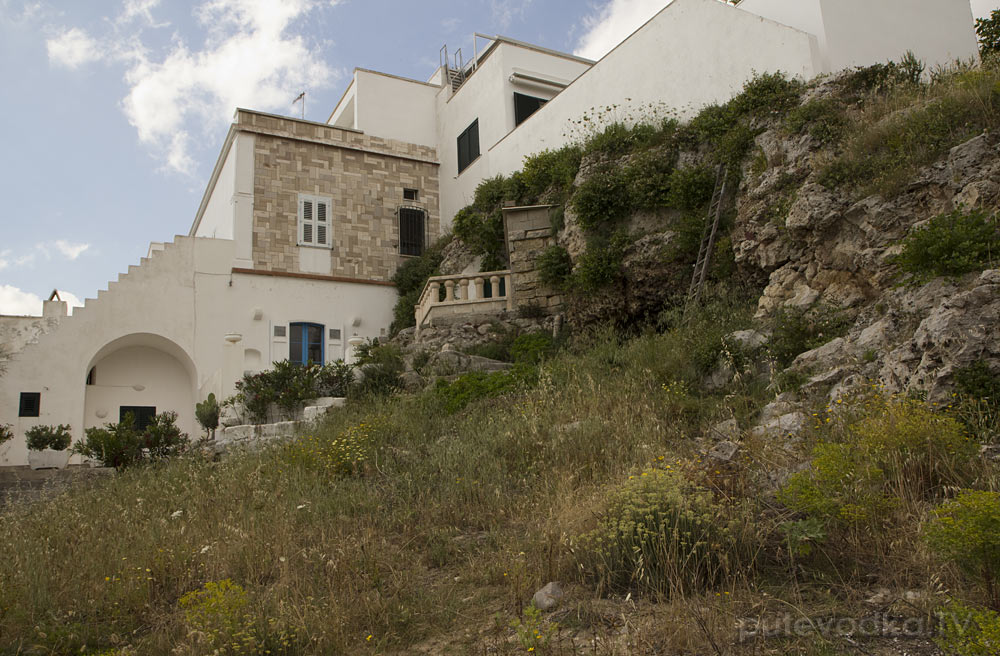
top-left (302, 198), bottom-right (314, 244)
top-left (316, 200), bottom-right (329, 246)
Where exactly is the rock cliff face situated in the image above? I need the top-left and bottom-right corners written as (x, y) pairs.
top-left (552, 78), bottom-right (1000, 407)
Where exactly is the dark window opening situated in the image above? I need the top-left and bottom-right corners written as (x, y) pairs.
top-left (482, 277), bottom-right (507, 298)
top-left (274, 325), bottom-right (286, 338)
top-left (403, 188), bottom-right (419, 201)
top-left (329, 328), bottom-right (342, 341)
top-left (457, 119), bottom-right (480, 174)
top-left (399, 207), bottom-right (426, 256)
top-left (514, 92), bottom-right (547, 126)
top-left (290, 322), bottom-right (324, 365)
top-left (120, 406), bottom-right (156, 431)
top-left (86, 367), bottom-right (95, 385)
top-left (18, 392), bottom-right (40, 417)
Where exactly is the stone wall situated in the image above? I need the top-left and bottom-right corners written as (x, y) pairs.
top-left (242, 111), bottom-right (440, 282)
top-left (504, 205), bottom-right (564, 314)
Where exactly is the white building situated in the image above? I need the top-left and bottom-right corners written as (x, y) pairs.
top-left (0, 0), bottom-right (979, 467)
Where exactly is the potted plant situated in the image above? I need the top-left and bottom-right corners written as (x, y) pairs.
top-left (25, 424), bottom-right (73, 470)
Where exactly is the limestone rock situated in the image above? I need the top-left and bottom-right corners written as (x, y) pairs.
top-left (751, 412), bottom-right (809, 439)
top-left (708, 440), bottom-right (740, 463)
top-left (708, 418), bottom-right (739, 441)
top-left (532, 582), bottom-right (564, 612)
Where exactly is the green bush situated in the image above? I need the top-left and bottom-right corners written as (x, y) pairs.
top-left (978, 10), bottom-right (1000, 57)
top-left (583, 121), bottom-right (657, 158)
top-left (431, 368), bottom-right (529, 414)
top-left (73, 412), bottom-right (188, 469)
top-left (234, 360), bottom-right (354, 423)
top-left (623, 148), bottom-right (676, 209)
top-left (937, 599), bottom-right (1000, 655)
top-left (536, 245), bottom-right (573, 288)
top-left (573, 232), bottom-right (630, 291)
top-left (390, 235), bottom-right (450, 334)
top-left (24, 424), bottom-right (71, 451)
top-left (195, 393), bottom-right (220, 438)
top-left (780, 397), bottom-right (978, 531)
top-left (352, 341), bottom-right (404, 398)
top-left (521, 145), bottom-right (582, 203)
top-left (894, 207), bottom-right (999, 283)
top-left (665, 165), bottom-right (716, 211)
top-left (954, 362), bottom-right (1000, 405)
top-left (576, 468), bottom-right (744, 597)
top-left (179, 579), bottom-right (256, 652)
top-left (785, 98), bottom-right (849, 144)
top-left (570, 165), bottom-right (631, 232)
top-left (510, 331), bottom-right (556, 365)
top-left (926, 490), bottom-right (1000, 608)
top-left (0, 423), bottom-right (12, 446)
top-left (316, 359), bottom-right (355, 398)
top-left (767, 304), bottom-right (852, 367)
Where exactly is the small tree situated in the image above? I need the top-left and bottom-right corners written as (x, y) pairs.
top-left (195, 393), bottom-right (220, 439)
top-left (977, 10), bottom-right (1000, 57)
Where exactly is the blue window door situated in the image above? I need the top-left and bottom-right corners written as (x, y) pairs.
top-left (290, 323), bottom-right (324, 365)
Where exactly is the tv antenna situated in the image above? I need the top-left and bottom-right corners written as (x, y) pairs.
top-left (292, 91), bottom-right (306, 119)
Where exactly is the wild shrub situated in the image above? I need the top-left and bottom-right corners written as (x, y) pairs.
top-left (936, 599), bottom-right (1000, 655)
top-left (573, 232), bottom-right (630, 291)
top-left (570, 165), bottom-right (631, 232)
top-left (583, 121), bottom-right (657, 158)
top-left (780, 397), bottom-right (978, 536)
top-left (665, 165), bottom-right (716, 211)
top-left (977, 10), bottom-right (1000, 57)
top-left (24, 424), bottom-right (71, 451)
top-left (315, 359), bottom-right (354, 398)
top-left (352, 341), bottom-right (404, 398)
top-left (576, 467), bottom-right (746, 597)
top-left (431, 368), bottom-right (530, 414)
top-left (954, 362), bottom-right (1000, 404)
top-left (463, 328), bottom-right (517, 362)
top-left (0, 423), bottom-right (12, 446)
top-left (283, 419), bottom-right (379, 477)
top-left (821, 66), bottom-right (1000, 196)
top-left (894, 207), bottom-right (999, 283)
top-left (389, 235), bottom-right (450, 334)
top-left (74, 412), bottom-right (188, 469)
top-left (520, 145), bottom-right (582, 203)
top-left (785, 98), bottom-right (849, 144)
top-left (623, 148), bottom-right (676, 209)
top-left (452, 206), bottom-right (506, 268)
top-left (510, 331), bottom-right (556, 365)
top-left (536, 245), bottom-right (573, 288)
top-left (925, 490), bottom-right (1000, 609)
top-left (179, 579), bottom-right (252, 652)
top-left (767, 304), bottom-right (852, 367)
top-left (234, 360), bottom-right (354, 422)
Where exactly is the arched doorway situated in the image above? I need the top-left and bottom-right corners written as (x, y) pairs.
top-left (83, 334), bottom-right (199, 439)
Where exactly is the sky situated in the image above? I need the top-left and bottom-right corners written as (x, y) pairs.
top-left (1, 0), bottom-right (998, 316)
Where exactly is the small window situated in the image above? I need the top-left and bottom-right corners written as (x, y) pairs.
top-left (298, 194), bottom-right (332, 248)
top-left (457, 119), bottom-right (480, 174)
top-left (290, 322), bottom-right (324, 365)
top-left (120, 406), bottom-right (156, 431)
top-left (399, 207), bottom-right (426, 256)
top-left (403, 188), bottom-right (419, 201)
top-left (273, 325), bottom-right (287, 338)
top-left (19, 392), bottom-right (40, 417)
top-left (329, 328), bottom-right (342, 341)
top-left (514, 92), bottom-right (547, 126)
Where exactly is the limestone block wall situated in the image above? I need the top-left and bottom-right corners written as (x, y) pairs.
top-left (242, 111), bottom-right (440, 282)
top-left (504, 205), bottom-right (563, 314)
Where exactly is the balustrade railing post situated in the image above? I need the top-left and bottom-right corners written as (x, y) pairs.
top-left (444, 280), bottom-right (455, 302)
top-left (473, 277), bottom-right (484, 300)
top-left (504, 273), bottom-right (514, 310)
top-left (489, 275), bottom-right (500, 298)
top-left (430, 281), bottom-right (440, 304)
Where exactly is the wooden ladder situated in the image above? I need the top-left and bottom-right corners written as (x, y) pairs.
top-left (687, 165), bottom-right (728, 303)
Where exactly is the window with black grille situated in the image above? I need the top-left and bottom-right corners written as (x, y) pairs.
top-left (457, 119), bottom-right (480, 174)
top-left (19, 392), bottom-right (40, 417)
top-left (399, 207), bottom-right (426, 256)
top-left (514, 93), bottom-right (547, 126)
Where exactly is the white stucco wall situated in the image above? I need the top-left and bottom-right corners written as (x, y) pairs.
top-left (818, 0), bottom-right (977, 72)
top-left (739, 0), bottom-right (830, 70)
top-left (196, 139), bottom-right (238, 240)
top-left (353, 70), bottom-right (439, 148)
top-left (439, 0), bottom-right (823, 223)
top-left (436, 41), bottom-right (594, 221)
top-left (0, 235), bottom-right (395, 467)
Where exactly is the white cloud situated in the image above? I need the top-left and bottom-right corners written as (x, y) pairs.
top-left (46, 0), bottom-right (340, 175)
top-left (574, 0), bottom-right (672, 61)
top-left (0, 286), bottom-right (84, 317)
top-left (0, 250), bottom-right (9, 271)
top-left (46, 27), bottom-right (102, 69)
top-left (53, 240), bottom-right (90, 260)
top-left (490, 0), bottom-right (532, 31)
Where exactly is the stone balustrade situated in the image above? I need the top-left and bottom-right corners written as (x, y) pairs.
top-left (414, 270), bottom-right (513, 329)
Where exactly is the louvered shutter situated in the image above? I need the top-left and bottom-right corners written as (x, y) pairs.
top-left (316, 200), bottom-right (328, 246)
top-left (301, 198), bottom-right (314, 244)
